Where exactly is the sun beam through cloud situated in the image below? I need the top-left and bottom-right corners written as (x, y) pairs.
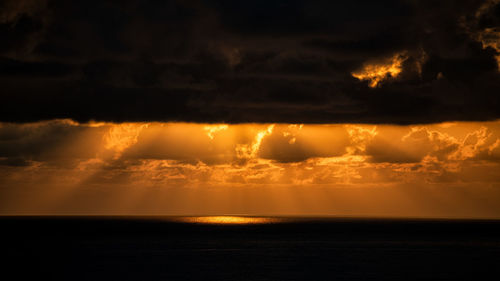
top-left (1, 120), bottom-right (500, 217)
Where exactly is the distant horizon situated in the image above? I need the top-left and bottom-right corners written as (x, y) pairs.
top-left (3, 2), bottom-right (500, 279)
top-left (3, 214), bottom-right (500, 220)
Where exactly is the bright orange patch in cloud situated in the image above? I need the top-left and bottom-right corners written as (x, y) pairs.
top-left (204, 124), bottom-right (228, 140)
top-left (352, 52), bottom-right (407, 87)
top-left (104, 123), bottom-right (149, 158)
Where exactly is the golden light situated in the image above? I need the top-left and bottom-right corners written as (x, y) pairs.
top-left (104, 123), bottom-right (149, 158)
top-left (352, 52), bottom-right (407, 87)
top-left (176, 216), bottom-right (280, 224)
top-left (1, 120), bottom-right (500, 218)
top-left (204, 124), bottom-right (228, 140)
top-left (236, 124), bottom-right (275, 158)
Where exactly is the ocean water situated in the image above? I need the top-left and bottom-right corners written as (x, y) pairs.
top-left (2, 216), bottom-right (500, 280)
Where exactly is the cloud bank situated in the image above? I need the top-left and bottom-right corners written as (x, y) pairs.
top-left (1, 0), bottom-right (500, 123)
top-left (1, 120), bottom-right (500, 216)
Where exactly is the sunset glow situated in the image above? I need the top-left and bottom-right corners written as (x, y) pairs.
top-left (176, 216), bottom-right (279, 224)
top-left (2, 120), bottom-right (500, 217)
top-left (351, 52), bottom-right (408, 87)
top-left (3, 1), bottom-right (500, 280)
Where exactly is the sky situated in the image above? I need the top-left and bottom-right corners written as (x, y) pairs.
top-left (1, 0), bottom-right (500, 217)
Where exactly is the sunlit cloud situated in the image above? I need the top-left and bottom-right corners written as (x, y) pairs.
top-left (204, 124), bottom-right (228, 140)
top-left (236, 124), bottom-right (274, 159)
top-left (351, 52), bottom-right (408, 87)
top-left (104, 123), bottom-right (149, 158)
top-left (1, 120), bottom-right (500, 217)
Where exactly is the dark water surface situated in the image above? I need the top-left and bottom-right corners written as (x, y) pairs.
top-left (2, 216), bottom-right (500, 280)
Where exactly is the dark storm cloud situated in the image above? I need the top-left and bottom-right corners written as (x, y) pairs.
top-left (1, 0), bottom-right (500, 124)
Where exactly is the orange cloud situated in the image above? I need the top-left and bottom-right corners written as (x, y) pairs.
top-left (1, 120), bottom-right (500, 217)
top-left (351, 52), bottom-right (408, 87)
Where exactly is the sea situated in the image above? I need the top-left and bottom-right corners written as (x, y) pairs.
top-left (2, 216), bottom-right (500, 280)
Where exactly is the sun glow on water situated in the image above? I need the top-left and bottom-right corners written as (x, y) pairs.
top-left (178, 216), bottom-right (280, 225)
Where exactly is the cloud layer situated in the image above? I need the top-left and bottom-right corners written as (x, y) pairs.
top-left (1, 0), bottom-right (500, 123)
top-left (1, 120), bottom-right (500, 216)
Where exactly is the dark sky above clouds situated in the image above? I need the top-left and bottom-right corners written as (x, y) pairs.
top-left (1, 0), bottom-right (500, 124)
